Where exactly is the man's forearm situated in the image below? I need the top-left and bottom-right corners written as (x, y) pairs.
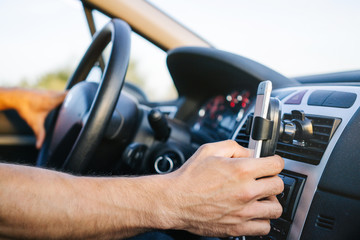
top-left (0, 141), bottom-right (284, 238)
top-left (0, 163), bottom-right (171, 240)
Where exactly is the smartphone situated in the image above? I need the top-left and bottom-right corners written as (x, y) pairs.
top-left (248, 80), bottom-right (272, 158)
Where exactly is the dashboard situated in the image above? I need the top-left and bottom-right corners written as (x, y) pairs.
top-left (184, 85), bottom-right (360, 240)
top-left (29, 45), bottom-right (358, 239)
top-left (164, 47), bottom-right (360, 239)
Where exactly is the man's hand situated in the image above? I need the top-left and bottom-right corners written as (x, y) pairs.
top-left (0, 88), bottom-right (67, 149)
top-left (16, 89), bottom-right (67, 149)
top-left (160, 140), bottom-right (284, 237)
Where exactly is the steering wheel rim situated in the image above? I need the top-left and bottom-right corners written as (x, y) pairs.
top-left (36, 19), bottom-right (131, 173)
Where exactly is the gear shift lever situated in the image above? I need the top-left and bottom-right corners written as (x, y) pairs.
top-left (148, 109), bottom-right (171, 141)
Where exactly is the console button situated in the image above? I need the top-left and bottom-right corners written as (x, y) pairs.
top-left (307, 90), bottom-right (333, 106)
top-left (285, 90), bottom-right (307, 105)
top-left (277, 175), bottom-right (296, 215)
top-left (322, 91), bottom-right (357, 108)
top-left (308, 90), bottom-right (357, 108)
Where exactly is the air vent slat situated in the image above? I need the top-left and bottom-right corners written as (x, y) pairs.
top-left (276, 149), bottom-right (321, 164)
top-left (308, 138), bottom-right (328, 146)
top-left (235, 130), bottom-right (249, 148)
top-left (312, 123), bottom-right (333, 128)
top-left (316, 222), bottom-right (334, 229)
top-left (313, 132), bottom-right (330, 137)
top-left (236, 139), bottom-right (249, 144)
top-left (236, 137), bottom-right (249, 141)
top-left (315, 214), bottom-right (335, 230)
top-left (276, 142), bottom-right (324, 152)
top-left (234, 113), bottom-right (341, 165)
top-left (317, 217), bottom-right (334, 225)
top-left (236, 134), bottom-right (249, 139)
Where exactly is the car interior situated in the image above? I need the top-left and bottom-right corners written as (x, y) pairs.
top-left (1, 0), bottom-right (360, 239)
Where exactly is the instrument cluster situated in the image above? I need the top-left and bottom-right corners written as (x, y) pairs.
top-left (192, 90), bottom-right (251, 141)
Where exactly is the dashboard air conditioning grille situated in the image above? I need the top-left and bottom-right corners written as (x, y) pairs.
top-left (235, 113), bottom-right (341, 165)
top-left (276, 114), bottom-right (341, 165)
top-left (315, 214), bottom-right (335, 230)
top-left (235, 118), bottom-right (250, 148)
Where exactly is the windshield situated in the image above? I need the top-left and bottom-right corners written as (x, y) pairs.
top-left (149, 0), bottom-right (360, 77)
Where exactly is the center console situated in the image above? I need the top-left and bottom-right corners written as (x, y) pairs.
top-left (231, 86), bottom-right (360, 240)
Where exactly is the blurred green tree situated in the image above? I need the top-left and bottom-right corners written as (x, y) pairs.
top-left (20, 68), bottom-right (70, 90)
top-left (18, 59), bottom-right (177, 101)
top-left (19, 59), bottom-right (144, 91)
top-left (126, 60), bottom-right (145, 87)
top-left (35, 69), bottom-right (70, 90)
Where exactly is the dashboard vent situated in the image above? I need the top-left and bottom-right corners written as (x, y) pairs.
top-left (315, 214), bottom-right (335, 230)
top-left (235, 113), bottom-right (341, 165)
top-left (276, 114), bottom-right (341, 165)
top-left (235, 116), bottom-right (251, 148)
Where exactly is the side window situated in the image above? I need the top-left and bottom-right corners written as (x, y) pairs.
top-left (0, 0), bottom-right (91, 90)
top-left (93, 10), bottom-right (178, 102)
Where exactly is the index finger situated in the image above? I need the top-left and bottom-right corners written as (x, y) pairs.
top-left (199, 140), bottom-right (252, 158)
top-left (236, 155), bottom-right (284, 179)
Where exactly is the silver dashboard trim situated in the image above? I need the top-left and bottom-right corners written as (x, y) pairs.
top-left (231, 85), bottom-right (360, 240)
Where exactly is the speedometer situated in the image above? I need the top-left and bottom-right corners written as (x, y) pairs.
top-left (194, 90), bottom-right (251, 140)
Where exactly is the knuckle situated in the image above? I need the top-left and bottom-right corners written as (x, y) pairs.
top-left (199, 142), bottom-right (213, 154)
top-left (229, 225), bottom-right (244, 237)
top-left (274, 155), bottom-right (285, 170)
top-left (267, 155), bottom-right (284, 173)
top-left (274, 176), bottom-right (285, 194)
top-left (263, 200), bottom-right (282, 219)
top-left (228, 139), bottom-right (241, 149)
top-left (260, 221), bottom-right (271, 235)
top-left (271, 158), bottom-right (282, 171)
top-left (241, 186), bottom-right (257, 202)
top-left (248, 220), bottom-right (271, 236)
top-left (268, 199), bottom-right (283, 219)
top-left (225, 139), bottom-right (236, 145)
top-left (198, 143), bottom-right (207, 152)
top-left (238, 163), bottom-right (252, 176)
top-left (274, 202), bottom-right (283, 218)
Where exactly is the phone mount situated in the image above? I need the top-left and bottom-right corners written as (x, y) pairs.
top-left (246, 99), bottom-right (314, 157)
top-left (246, 97), bottom-right (282, 157)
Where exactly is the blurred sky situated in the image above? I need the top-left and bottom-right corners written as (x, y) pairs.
top-left (1, 0), bottom-right (360, 99)
top-left (150, 0), bottom-right (360, 76)
top-left (0, 0), bottom-right (90, 85)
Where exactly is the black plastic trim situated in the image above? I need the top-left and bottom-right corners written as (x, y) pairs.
top-left (301, 190), bottom-right (360, 240)
top-left (295, 70), bottom-right (360, 84)
top-left (319, 106), bottom-right (360, 199)
top-left (167, 47), bottom-right (299, 99)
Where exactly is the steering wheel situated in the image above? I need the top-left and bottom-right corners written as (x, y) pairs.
top-left (36, 19), bottom-right (131, 174)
